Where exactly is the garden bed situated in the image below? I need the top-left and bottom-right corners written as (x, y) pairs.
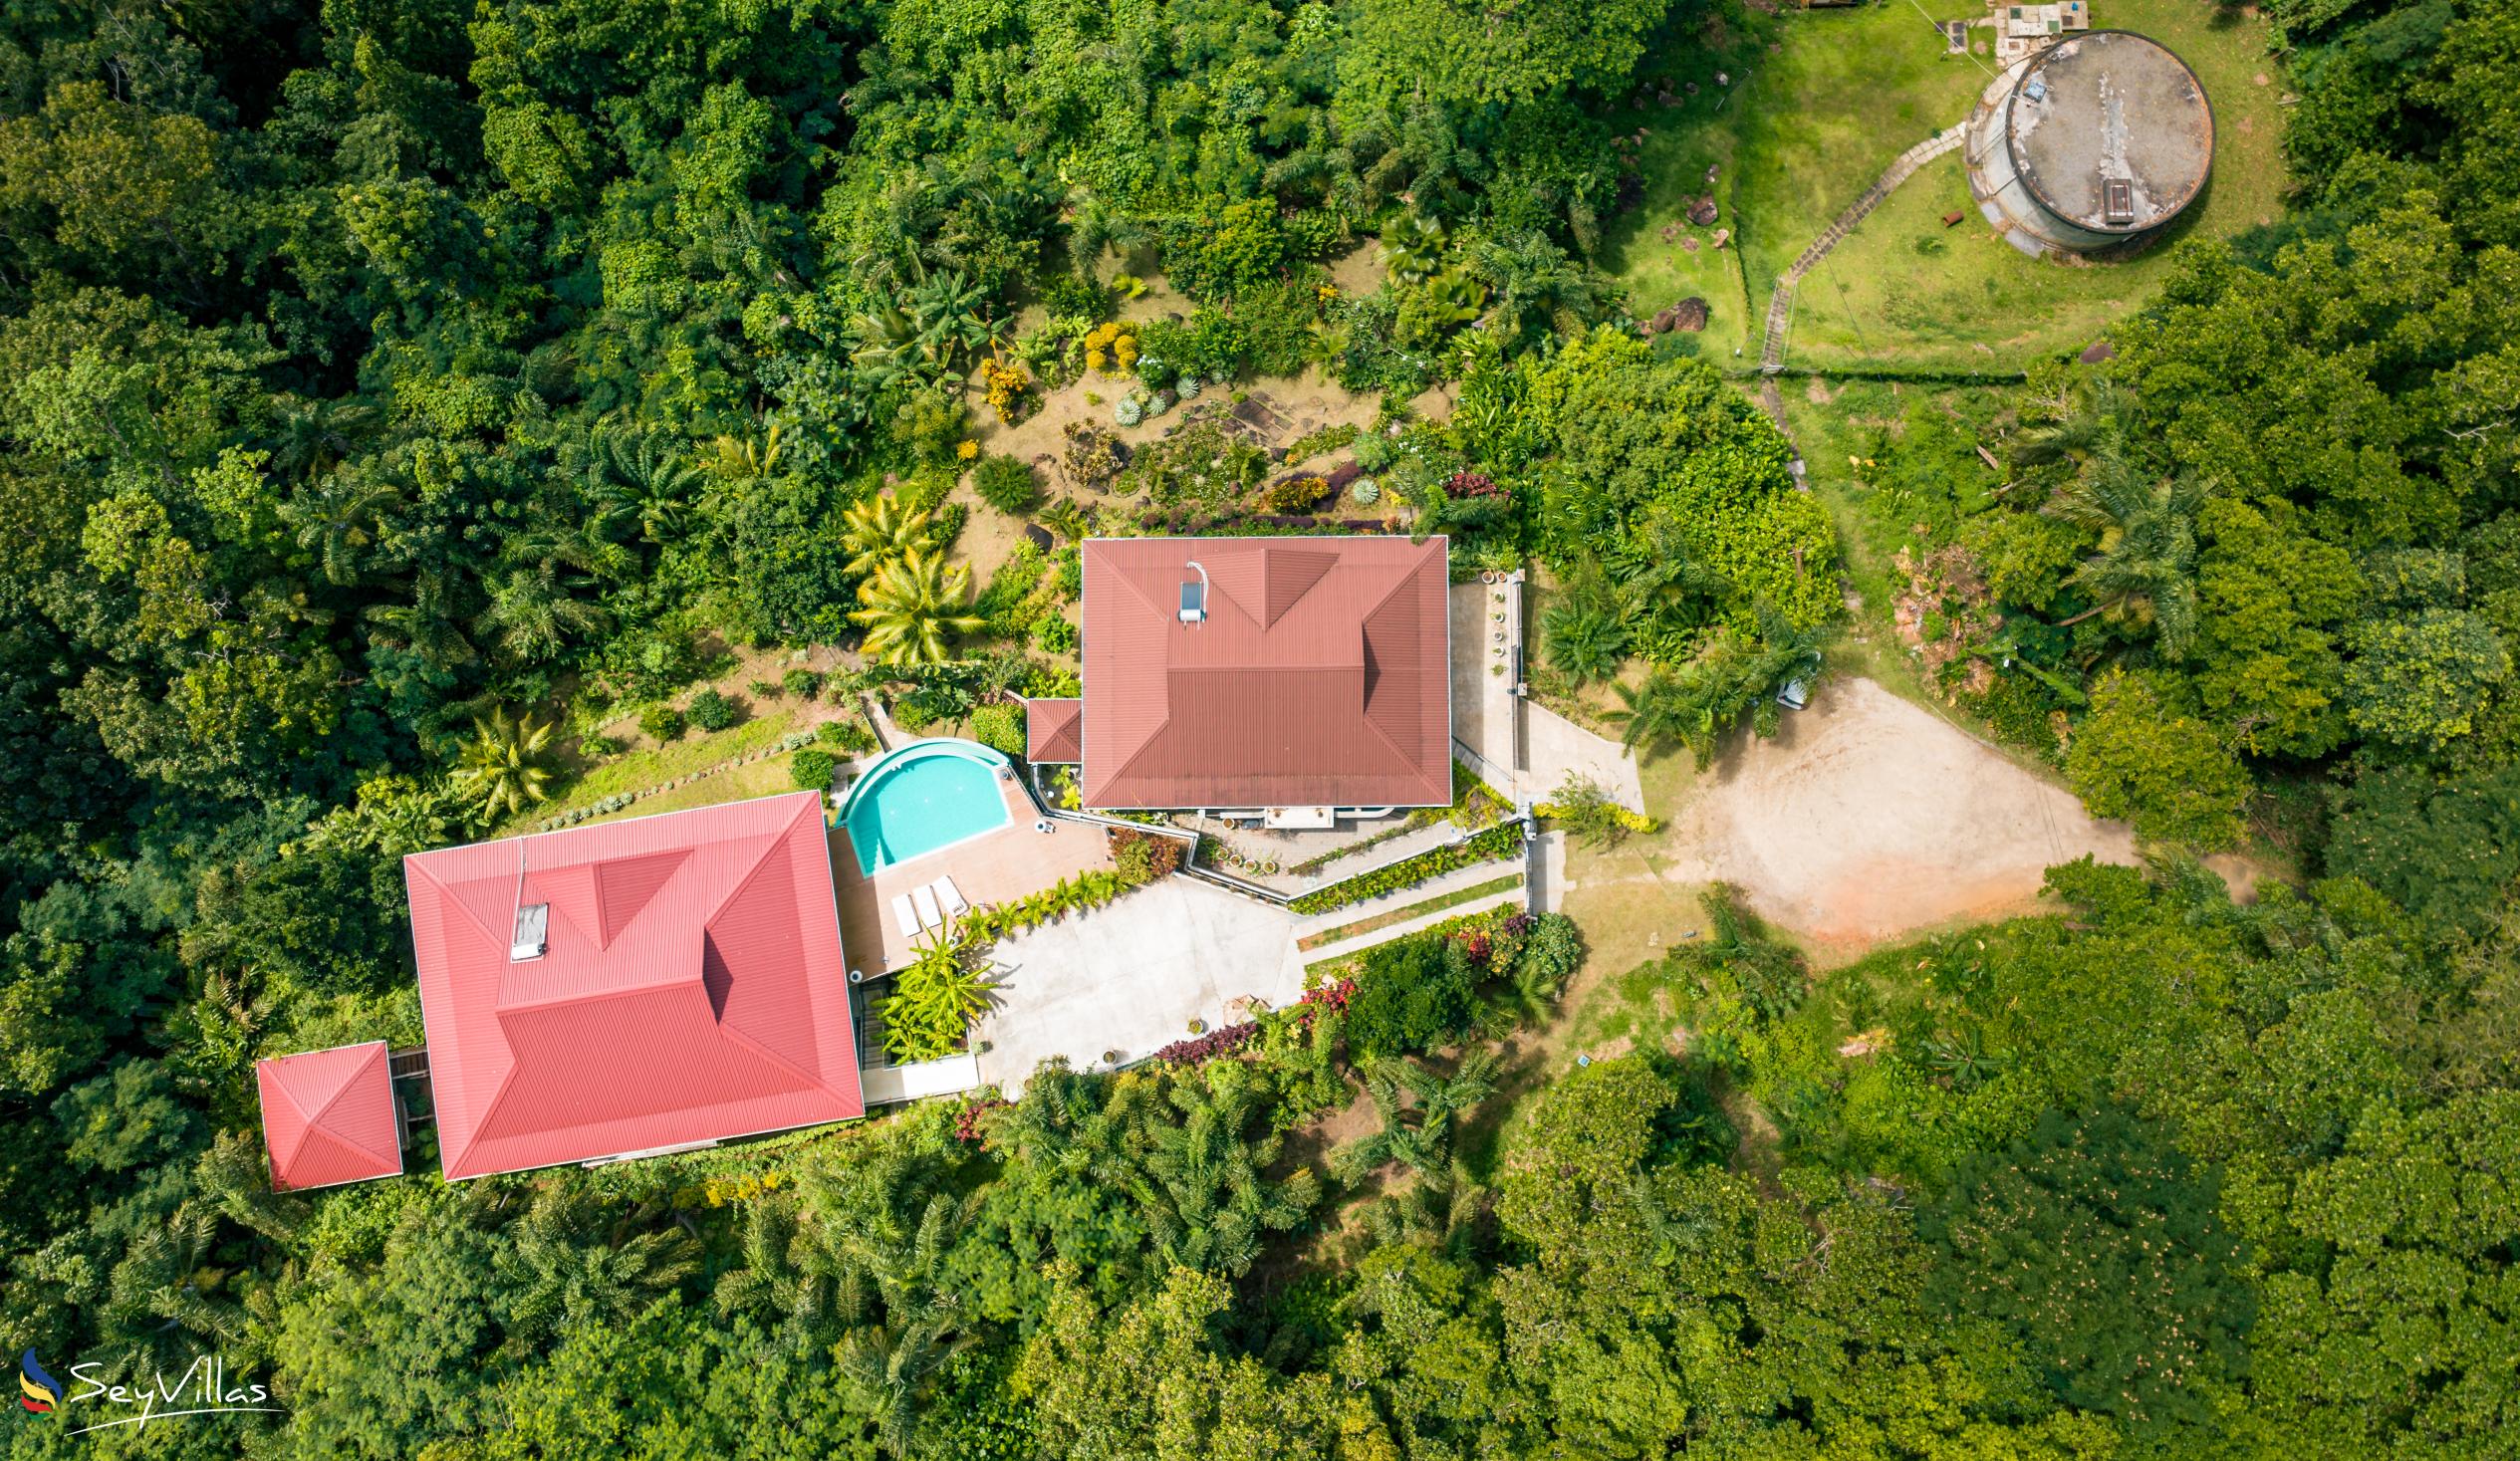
top-left (1288, 823), bottom-right (1525, 916)
top-left (1295, 873), bottom-right (1526, 951)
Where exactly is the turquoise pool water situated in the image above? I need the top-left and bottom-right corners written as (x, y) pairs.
top-left (838, 742), bottom-right (1012, 876)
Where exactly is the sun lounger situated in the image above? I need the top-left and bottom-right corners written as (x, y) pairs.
top-left (934, 875), bottom-right (969, 919)
top-left (891, 893), bottom-right (921, 941)
top-left (911, 883), bottom-right (943, 931)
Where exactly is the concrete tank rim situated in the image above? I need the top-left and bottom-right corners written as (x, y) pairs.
top-left (2000, 28), bottom-right (2215, 237)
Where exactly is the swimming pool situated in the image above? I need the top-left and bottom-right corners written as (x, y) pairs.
top-left (835, 740), bottom-right (1014, 876)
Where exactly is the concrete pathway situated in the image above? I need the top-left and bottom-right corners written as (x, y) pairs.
top-left (1448, 581), bottom-right (1645, 813)
top-left (1760, 123), bottom-right (1967, 373)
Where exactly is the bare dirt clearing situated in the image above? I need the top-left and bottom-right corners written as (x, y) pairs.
top-left (1576, 676), bottom-right (2138, 958)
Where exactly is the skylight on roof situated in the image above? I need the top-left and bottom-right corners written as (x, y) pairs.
top-left (510, 903), bottom-right (549, 962)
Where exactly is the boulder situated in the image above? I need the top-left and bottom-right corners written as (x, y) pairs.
top-left (1647, 298), bottom-right (1711, 335)
top-left (1686, 194), bottom-right (1719, 226)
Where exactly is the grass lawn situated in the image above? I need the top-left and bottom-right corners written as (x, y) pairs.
top-left (1603, 0), bottom-right (1987, 359)
top-left (1786, 0), bottom-right (2290, 372)
top-left (493, 709), bottom-right (802, 835)
top-left (1605, 0), bottom-right (2285, 374)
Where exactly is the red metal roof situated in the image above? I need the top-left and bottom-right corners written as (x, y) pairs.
top-left (1024, 697), bottom-right (1084, 763)
top-left (403, 791), bottom-right (863, 1179)
top-left (1078, 537), bottom-right (1451, 809)
top-left (257, 1042), bottom-right (403, 1190)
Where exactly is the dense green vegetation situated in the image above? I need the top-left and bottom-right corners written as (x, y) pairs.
top-left (1, 0), bottom-right (2515, 1454)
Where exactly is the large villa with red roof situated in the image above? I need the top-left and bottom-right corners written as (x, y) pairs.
top-left (1025, 535), bottom-right (1451, 817)
top-left (254, 534), bottom-right (1479, 1187)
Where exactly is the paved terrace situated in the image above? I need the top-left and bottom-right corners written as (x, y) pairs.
top-left (973, 878), bottom-right (1301, 1096)
top-left (830, 774), bottom-right (1110, 975)
top-left (1448, 580), bottom-right (1645, 813)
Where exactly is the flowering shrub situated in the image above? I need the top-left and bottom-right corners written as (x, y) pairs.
top-left (1083, 321), bottom-right (1138, 375)
top-left (1108, 827), bottom-right (1185, 882)
top-left (1301, 977), bottom-right (1356, 1015)
top-left (816, 717), bottom-right (877, 753)
top-left (970, 702), bottom-right (1025, 758)
top-left (1152, 1019), bottom-right (1261, 1067)
top-left (953, 1096), bottom-right (1008, 1142)
top-left (1444, 470), bottom-right (1504, 498)
top-left (980, 355), bottom-right (1030, 423)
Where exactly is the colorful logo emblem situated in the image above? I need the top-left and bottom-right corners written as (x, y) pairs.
top-left (18, 1351), bottom-right (61, 1414)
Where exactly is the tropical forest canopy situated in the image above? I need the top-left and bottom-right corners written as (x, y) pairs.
top-left (0, 0), bottom-right (2516, 1455)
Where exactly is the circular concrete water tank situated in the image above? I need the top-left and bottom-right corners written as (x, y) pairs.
top-left (1964, 31), bottom-right (2213, 257)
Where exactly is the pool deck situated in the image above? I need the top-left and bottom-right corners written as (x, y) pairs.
top-left (830, 774), bottom-right (1111, 974)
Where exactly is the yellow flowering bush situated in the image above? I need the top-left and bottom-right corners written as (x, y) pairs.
top-left (980, 356), bottom-right (1030, 423)
top-left (1083, 322), bottom-right (1137, 377)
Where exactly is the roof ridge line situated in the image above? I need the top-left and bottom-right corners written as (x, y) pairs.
top-left (295, 1043), bottom-right (387, 1138)
top-left (691, 795), bottom-right (816, 934)
top-left (709, 1014), bottom-right (829, 1097)
top-left (1357, 545), bottom-right (1433, 627)
top-left (409, 860), bottom-right (506, 949)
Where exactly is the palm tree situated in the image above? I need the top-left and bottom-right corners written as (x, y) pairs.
top-left (1130, 1064), bottom-right (1320, 1277)
top-left (1605, 666), bottom-right (1699, 758)
top-left (836, 1310), bottom-right (970, 1459)
top-left (714, 1193), bottom-right (857, 1344)
top-left (587, 429), bottom-right (703, 545)
top-left (293, 473), bottom-right (404, 586)
top-left (495, 1183), bottom-right (698, 1358)
top-left (1396, 1049), bottom-right (1498, 1126)
top-left (993, 1061), bottom-right (1144, 1192)
top-left (904, 269), bottom-right (1002, 369)
top-left (882, 919), bottom-right (1000, 1063)
top-left (2008, 377), bottom-right (2134, 475)
top-left (265, 396), bottom-right (380, 479)
top-left (1331, 1053), bottom-right (1496, 1183)
top-left (1543, 601), bottom-right (1628, 684)
top-left (1467, 228), bottom-right (1602, 347)
top-left (365, 567), bottom-right (477, 674)
top-left (1608, 609), bottom-right (1828, 766)
top-left (475, 562), bottom-right (612, 664)
top-left (1064, 194), bottom-right (1152, 277)
top-left (97, 1205), bottom-right (248, 1374)
top-left (840, 493), bottom-right (937, 577)
top-left (852, 549), bottom-right (984, 666)
top-left (2046, 468), bottom-right (2204, 658)
top-left (450, 707), bottom-right (557, 820)
top-left (706, 421), bottom-right (786, 480)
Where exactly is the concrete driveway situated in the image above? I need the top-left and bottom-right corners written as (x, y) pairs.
top-left (970, 878), bottom-right (1300, 1095)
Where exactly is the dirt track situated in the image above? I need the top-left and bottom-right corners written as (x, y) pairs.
top-left (1600, 676), bottom-right (2139, 955)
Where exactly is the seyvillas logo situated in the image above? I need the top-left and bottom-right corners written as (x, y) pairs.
top-left (18, 1351), bottom-right (61, 1413)
top-left (14, 1351), bottom-right (283, 1435)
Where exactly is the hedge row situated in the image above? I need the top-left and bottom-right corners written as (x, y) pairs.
top-left (1288, 823), bottom-right (1524, 916)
